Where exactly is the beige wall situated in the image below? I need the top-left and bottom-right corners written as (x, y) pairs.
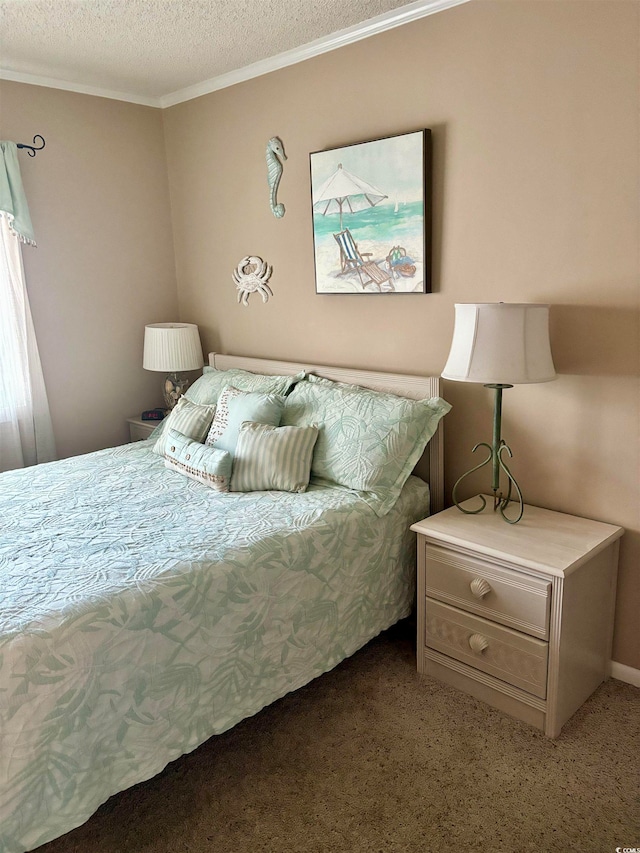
top-left (0, 2), bottom-right (636, 669)
top-left (0, 81), bottom-right (178, 457)
top-left (163, 1), bottom-right (639, 668)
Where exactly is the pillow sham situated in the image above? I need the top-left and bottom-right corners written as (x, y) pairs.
top-left (152, 396), bottom-right (216, 456)
top-left (186, 366), bottom-right (304, 406)
top-left (163, 429), bottom-right (232, 492)
top-left (206, 386), bottom-right (284, 455)
top-left (281, 373), bottom-right (451, 515)
top-left (231, 422), bottom-right (319, 493)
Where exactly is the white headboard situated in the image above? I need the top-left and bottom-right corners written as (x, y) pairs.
top-left (209, 353), bottom-right (446, 514)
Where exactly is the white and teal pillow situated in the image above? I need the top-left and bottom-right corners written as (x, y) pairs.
top-left (186, 366), bottom-right (304, 406)
top-left (152, 396), bottom-right (216, 456)
top-left (281, 374), bottom-right (451, 515)
top-left (231, 422), bottom-right (319, 493)
top-left (206, 386), bottom-right (284, 455)
top-left (163, 429), bottom-right (232, 492)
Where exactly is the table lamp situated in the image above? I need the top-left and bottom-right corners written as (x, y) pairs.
top-left (143, 322), bottom-right (204, 409)
top-left (441, 303), bottom-right (556, 523)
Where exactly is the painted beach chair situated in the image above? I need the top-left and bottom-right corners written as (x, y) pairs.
top-left (333, 229), bottom-right (392, 290)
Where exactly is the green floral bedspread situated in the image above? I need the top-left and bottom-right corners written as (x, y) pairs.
top-left (0, 441), bottom-right (429, 852)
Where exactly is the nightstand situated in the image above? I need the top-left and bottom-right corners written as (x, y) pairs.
top-left (127, 416), bottom-right (159, 442)
top-left (411, 497), bottom-right (623, 737)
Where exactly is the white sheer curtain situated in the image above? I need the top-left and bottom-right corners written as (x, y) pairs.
top-left (0, 143), bottom-right (56, 472)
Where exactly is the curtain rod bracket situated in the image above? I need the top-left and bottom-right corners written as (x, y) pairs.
top-left (17, 135), bottom-right (46, 157)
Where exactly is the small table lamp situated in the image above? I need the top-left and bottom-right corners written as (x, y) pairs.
top-left (442, 303), bottom-right (556, 523)
top-left (143, 322), bottom-right (204, 409)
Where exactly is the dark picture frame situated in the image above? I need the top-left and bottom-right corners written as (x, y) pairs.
top-left (310, 129), bottom-right (431, 294)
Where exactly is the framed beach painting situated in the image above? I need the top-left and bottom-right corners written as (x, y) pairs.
top-left (310, 129), bottom-right (431, 294)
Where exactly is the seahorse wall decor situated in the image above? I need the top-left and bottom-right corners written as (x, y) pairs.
top-left (266, 136), bottom-right (287, 218)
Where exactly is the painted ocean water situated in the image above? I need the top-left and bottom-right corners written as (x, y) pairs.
top-left (312, 200), bottom-right (425, 293)
top-left (313, 199), bottom-right (424, 245)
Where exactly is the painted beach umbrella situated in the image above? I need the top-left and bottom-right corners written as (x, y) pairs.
top-left (312, 163), bottom-right (387, 231)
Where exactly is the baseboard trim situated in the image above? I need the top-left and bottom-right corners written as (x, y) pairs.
top-left (610, 661), bottom-right (640, 688)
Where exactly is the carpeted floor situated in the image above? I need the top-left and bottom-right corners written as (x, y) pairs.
top-left (35, 621), bottom-right (639, 853)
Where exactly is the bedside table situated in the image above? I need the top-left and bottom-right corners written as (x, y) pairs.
top-left (411, 497), bottom-right (623, 737)
top-left (127, 416), bottom-right (160, 442)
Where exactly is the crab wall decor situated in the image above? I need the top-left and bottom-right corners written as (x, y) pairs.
top-left (232, 256), bottom-right (273, 306)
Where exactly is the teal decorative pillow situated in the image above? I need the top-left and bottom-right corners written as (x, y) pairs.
top-left (281, 374), bottom-right (451, 515)
top-left (163, 429), bottom-right (232, 492)
top-left (186, 366), bottom-right (304, 406)
top-left (152, 396), bottom-right (216, 456)
top-left (206, 386), bottom-right (285, 455)
top-left (231, 422), bottom-right (319, 493)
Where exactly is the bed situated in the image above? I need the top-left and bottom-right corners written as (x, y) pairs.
top-left (0, 354), bottom-right (449, 852)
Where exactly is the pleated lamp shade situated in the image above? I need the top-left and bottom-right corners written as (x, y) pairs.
top-left (143, 323), bottom-right (204, 373)
top-left (441, 303), bottom-right (556, 385)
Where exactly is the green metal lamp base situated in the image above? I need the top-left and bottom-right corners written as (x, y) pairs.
top-left (452, 384), bottom-right (524, 524)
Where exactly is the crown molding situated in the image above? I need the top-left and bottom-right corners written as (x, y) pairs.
top-left (0, 68), bottom-right (161, 107)
top-left (0, 0), bottom-right (471, 110)
top-left (160, 0), bottom-right (471, 108)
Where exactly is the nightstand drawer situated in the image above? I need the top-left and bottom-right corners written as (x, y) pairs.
top-left (424, 544), bottom-right (551, 639)
top-left (425, 599), bottom-right (548, 699)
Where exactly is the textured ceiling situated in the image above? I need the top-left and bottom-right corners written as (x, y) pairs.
top-left (0, 0), bottom-right (459, 104)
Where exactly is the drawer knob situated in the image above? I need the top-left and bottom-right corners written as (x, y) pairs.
top-left (470, 577), bottom-right (492, 599)
top-left (468, 633), bottom-right (489, 654)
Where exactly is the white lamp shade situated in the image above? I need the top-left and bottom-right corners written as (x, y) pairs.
top-left (143, 323), bottom-right (204, 372)
top-left (441, 303), bottom-right (556, 384)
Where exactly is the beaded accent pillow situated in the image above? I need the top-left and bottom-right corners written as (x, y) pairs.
top-left (163, 429), bottom-right (231, 492)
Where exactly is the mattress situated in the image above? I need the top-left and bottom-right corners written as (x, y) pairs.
top-left (0, 440), bottom-right (429, 852)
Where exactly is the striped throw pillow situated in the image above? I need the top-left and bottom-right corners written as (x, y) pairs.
top-left (231, 422), bottom-right (319, 493)
top-left (152, 396), bottom-right (216, 456)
